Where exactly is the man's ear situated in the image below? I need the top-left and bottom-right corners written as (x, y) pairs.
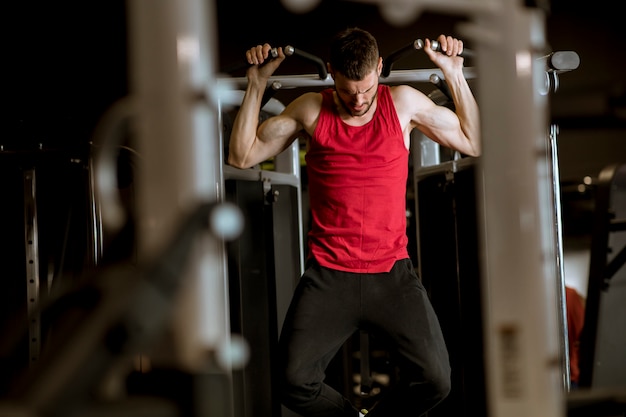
top-left (377, 57), bottom-right (383, 76)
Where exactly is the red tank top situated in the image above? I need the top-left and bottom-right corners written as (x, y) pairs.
top-left (306, 84), bottom-right (409, 273)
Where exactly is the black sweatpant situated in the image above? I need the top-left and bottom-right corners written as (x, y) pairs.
top-left (278, 258), bottom-right (451, 417)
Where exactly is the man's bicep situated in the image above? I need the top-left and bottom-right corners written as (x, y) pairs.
top-left (257, 114), bottom-right (302, 155)
top-left (414, 105), bottom-right (467, 150)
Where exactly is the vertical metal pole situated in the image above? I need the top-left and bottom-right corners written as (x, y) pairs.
top-left (470, 1), bottom-right (566, 416)
top-left (23, 168), bottom-right (41, 366)
top-left (550, 123), bottom-right (571, 392)
top-left (274, 140), bottom-right (306, 276)
top-left (87, 147), bottom-right (104, 266)
top-left (127, 0), bottom-right (231, 385)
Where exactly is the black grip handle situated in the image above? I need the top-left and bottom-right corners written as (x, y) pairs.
top-left (222, 47), bottom-right (280, 74)
top-left (382, 38), bottom-right (473, 77)
top-left (223, 44), bottom-right (329, 80)
top-left (430, 40), bottom-right (474, 58)
top-left (382, 39), bottom-right (424, 78)
top-left (284, 45), bottom-right (327, 79)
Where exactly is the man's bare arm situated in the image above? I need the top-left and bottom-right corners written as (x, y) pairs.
top-left (422, 35), bottom-right (481, 157)
top-left (227, 44), bottom-right (301, 169)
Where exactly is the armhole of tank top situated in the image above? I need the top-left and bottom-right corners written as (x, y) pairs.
top-left (381, 85), bottom-right (405, 147)
top-left (313, 89), bottom-right (332, 138)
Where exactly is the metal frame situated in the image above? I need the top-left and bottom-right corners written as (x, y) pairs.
top-left (219, 67), bottom-right (477, 90)
top-left (131, 0), bottom-right (565, 414)
top-left (32, 1), bottom-right (569, 416)
top-left (23, 168), bottom-right (41, 366)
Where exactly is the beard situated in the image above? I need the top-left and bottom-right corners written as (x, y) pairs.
top-left (337, 89), bottom-right (378, 118)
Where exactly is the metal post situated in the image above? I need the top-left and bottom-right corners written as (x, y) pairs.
top-left (23, 168), bottom-right (41, 367)
top-left (126, 0), bottom-right (231, 388)
top-left (469, 2), bottom-right (566, 416)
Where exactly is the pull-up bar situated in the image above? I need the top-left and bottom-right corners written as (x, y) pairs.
top-left (218, 67), bottom-right (477, 90)
top-left (219, 41), bottom-right (478, 91)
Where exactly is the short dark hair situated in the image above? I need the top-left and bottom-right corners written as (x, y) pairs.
top-left (329, 27), bottom-right (379, 80)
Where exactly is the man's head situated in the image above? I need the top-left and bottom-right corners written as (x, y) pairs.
top-left (328, 28), bottom-right (382, 117)
top-left (328, 27), bottom-right (380, 81)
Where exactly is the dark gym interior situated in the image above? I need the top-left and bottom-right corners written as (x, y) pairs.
top-left (2, 0), bottom-right (626, 416)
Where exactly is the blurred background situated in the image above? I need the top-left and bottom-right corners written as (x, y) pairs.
top-left (1, 0), bottom-right (626, 416)
top-left (5, 0), bottom-right (626, 296)
top-left (5, 0), bottom-right (626, 176)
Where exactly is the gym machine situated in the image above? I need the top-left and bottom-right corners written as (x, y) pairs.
top-left (0, 0), bottom-right (239, 416)
top-left (220, 91), bottom-right (305, 417)
top-left (579, 163), bottom-right (626, 388)
top-left (0, 0), bottom-right (615, 417)
top-left (218, 34), bottom-right (479, 415)
top-left (218, 19), bottom-right (582, 417)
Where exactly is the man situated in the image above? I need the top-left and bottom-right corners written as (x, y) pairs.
top-left (228, 27), bottom-right (480, 417)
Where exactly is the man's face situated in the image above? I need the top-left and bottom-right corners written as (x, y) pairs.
top-left (332, 61), bottom-right (381, 118)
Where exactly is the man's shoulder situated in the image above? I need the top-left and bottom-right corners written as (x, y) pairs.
top-left (291, 91), bottom-right (324, 113)
top-left (388, 84), bottom-right (430, 108)
top-left (388, 84), bottom-right (418, 97)
top-left (286, 91), bottom-right (325, 136)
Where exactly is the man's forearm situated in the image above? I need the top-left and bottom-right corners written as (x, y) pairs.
top-left (447, 72), bottom-right (481, 156)
top-left (228, 79), bottom-right (267, 168)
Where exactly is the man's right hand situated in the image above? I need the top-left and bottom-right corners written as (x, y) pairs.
top-left (245, 43), bottom-right (286, 81)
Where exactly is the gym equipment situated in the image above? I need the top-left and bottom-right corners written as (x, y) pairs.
top-left (579, 163), bottom-right (626, 388)
top-left (221, 89), bottom-right (304, 417)
top-left (0, 201), bottom-right (243, 417)
top-left (0, 0), bottom-right (598, 416)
